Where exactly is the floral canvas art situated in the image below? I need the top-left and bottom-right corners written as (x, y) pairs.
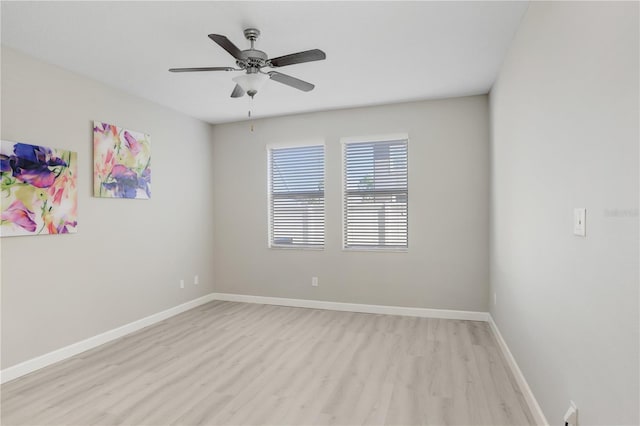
top-left (93, 121), bottom-right (151, 199)
top-left (0, 141), bottom-right (78, 237)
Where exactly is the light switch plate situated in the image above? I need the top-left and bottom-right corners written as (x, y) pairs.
top-left (574, 208), bottom-right (586, 236)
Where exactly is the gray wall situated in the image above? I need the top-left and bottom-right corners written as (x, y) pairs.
top-left (1, 48), bottom-right (216, 369)
top-left (212, 96), bottom-right (490, 312)
top-left (490, 2), bottom-right (639, 425)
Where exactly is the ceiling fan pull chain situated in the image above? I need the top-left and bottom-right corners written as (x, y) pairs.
top-left (249, 97), bottom-right (254, 132)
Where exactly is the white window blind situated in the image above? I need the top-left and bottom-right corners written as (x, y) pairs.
top-left (343, 139), bottom-right (408, 250)
top-left (269, 145), bottom-right (325, 248)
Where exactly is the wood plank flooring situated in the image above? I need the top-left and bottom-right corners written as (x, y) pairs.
top-left (1, 301), bottom-right (534, 425)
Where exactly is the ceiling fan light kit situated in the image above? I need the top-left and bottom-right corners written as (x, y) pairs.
top-left (169, 28), bottom-right (326, 99)
top-left (232, 72), bottom-right (268, 99)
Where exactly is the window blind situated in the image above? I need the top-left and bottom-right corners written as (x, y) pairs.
top-left (343, 139), bottom-right (408, 249)
top-left (269, 145), bottom-right (325, 248)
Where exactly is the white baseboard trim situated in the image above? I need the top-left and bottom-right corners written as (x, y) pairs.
top-left (0, 293), bottom-right (217, 384)
top-left (488, 314), bottom-right (548, 426)
top-left (211, 292), bottom-right (489, 321)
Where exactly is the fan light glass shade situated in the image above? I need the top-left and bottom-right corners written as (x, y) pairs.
top-left (233, 73), bottom-right (269, 93)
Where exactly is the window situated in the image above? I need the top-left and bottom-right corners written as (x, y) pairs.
top-left (343, 138), bottom-right (408, 250)
top-left (268, 144), bottom-right (325, 248)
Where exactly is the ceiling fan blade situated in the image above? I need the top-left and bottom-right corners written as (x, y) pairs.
top-left (169, 67), bottom-right (235, 72)
top-left (208, 34), bottom-right (243, 60)
top-left (230, 84), bottom-right (245, 98)
top-left (269, 49), bottom-right (326, 67)
top-left (268, 71), bottom-right (315, 92)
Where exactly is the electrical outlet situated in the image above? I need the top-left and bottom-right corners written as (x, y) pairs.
top-left (194, 275), bottom-right (199, 285)
top-left (312, 277), bottom-right (318, 287)
top-left (493, 292), bottom-right (497, 306)
top-left (563, 400), bottom-right (578, 425)
top-left (180, 279), bottom-right (185, 289)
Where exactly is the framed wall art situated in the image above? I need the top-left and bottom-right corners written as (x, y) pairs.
top-left (1, 140), bottom-right (78, 237)
top-left (93, 121), bottom-right (151, 199)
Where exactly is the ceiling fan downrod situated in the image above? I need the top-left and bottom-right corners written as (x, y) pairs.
top-left (244, 28), bottom-right (260, 49)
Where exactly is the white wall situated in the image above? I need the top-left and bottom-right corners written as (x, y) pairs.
top-left (490, 2), bottom-right (639, 424)
top-left (1, 47), bottom-right (216, 369)
top-left (211, 96), bottom-right (490, 312)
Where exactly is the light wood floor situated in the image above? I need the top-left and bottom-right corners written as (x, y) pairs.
top-left (1, 301), bottom-right (534, 426)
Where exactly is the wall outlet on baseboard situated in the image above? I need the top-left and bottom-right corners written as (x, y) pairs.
top-left (180, 279), bottom-right (185, 289)
top-left (194, 275), bottom-right (199, 285)
top-left (311, 277), bottom-right (318, 287)
top-left (564, 400), bottom-right (578, 425)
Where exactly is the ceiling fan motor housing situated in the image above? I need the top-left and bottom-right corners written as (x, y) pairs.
top-left (236, 50), bottom-right (267, 70)
top-left (237, 28), bottom-right (268, 70)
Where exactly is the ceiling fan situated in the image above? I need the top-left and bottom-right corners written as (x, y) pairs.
top-left (169, 28), bottom-right (326, 99)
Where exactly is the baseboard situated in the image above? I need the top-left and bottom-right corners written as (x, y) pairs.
top-left (0, 293), bottom-right (217, 384)
top-left (211, 292), bottom-right (489, 321)
top-left (488, 314), bottom-right (549, 426)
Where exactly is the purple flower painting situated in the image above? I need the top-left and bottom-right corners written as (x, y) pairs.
top-left (93, 121), bottom-right (151, 199)
top-left (1, 141), bottom-right (78, 237)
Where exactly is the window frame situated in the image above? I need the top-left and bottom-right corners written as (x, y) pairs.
top-left (341, 134), bottom-right (409, 252)
top-left (267, 141), bottom-right (326, 250)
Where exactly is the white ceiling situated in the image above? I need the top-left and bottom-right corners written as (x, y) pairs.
top-left (1, 1), bottom-right (528, 124)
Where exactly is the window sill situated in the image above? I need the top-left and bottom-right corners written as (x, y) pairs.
top-left (269, 245), bottom-right (324, 251)
top-left (342, 247), bottom-right (408, 253)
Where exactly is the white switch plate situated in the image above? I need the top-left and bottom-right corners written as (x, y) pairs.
top-left (574, 208), bottom-right (586, 236)
top-left (311, 277), bottom-right (318, 287)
